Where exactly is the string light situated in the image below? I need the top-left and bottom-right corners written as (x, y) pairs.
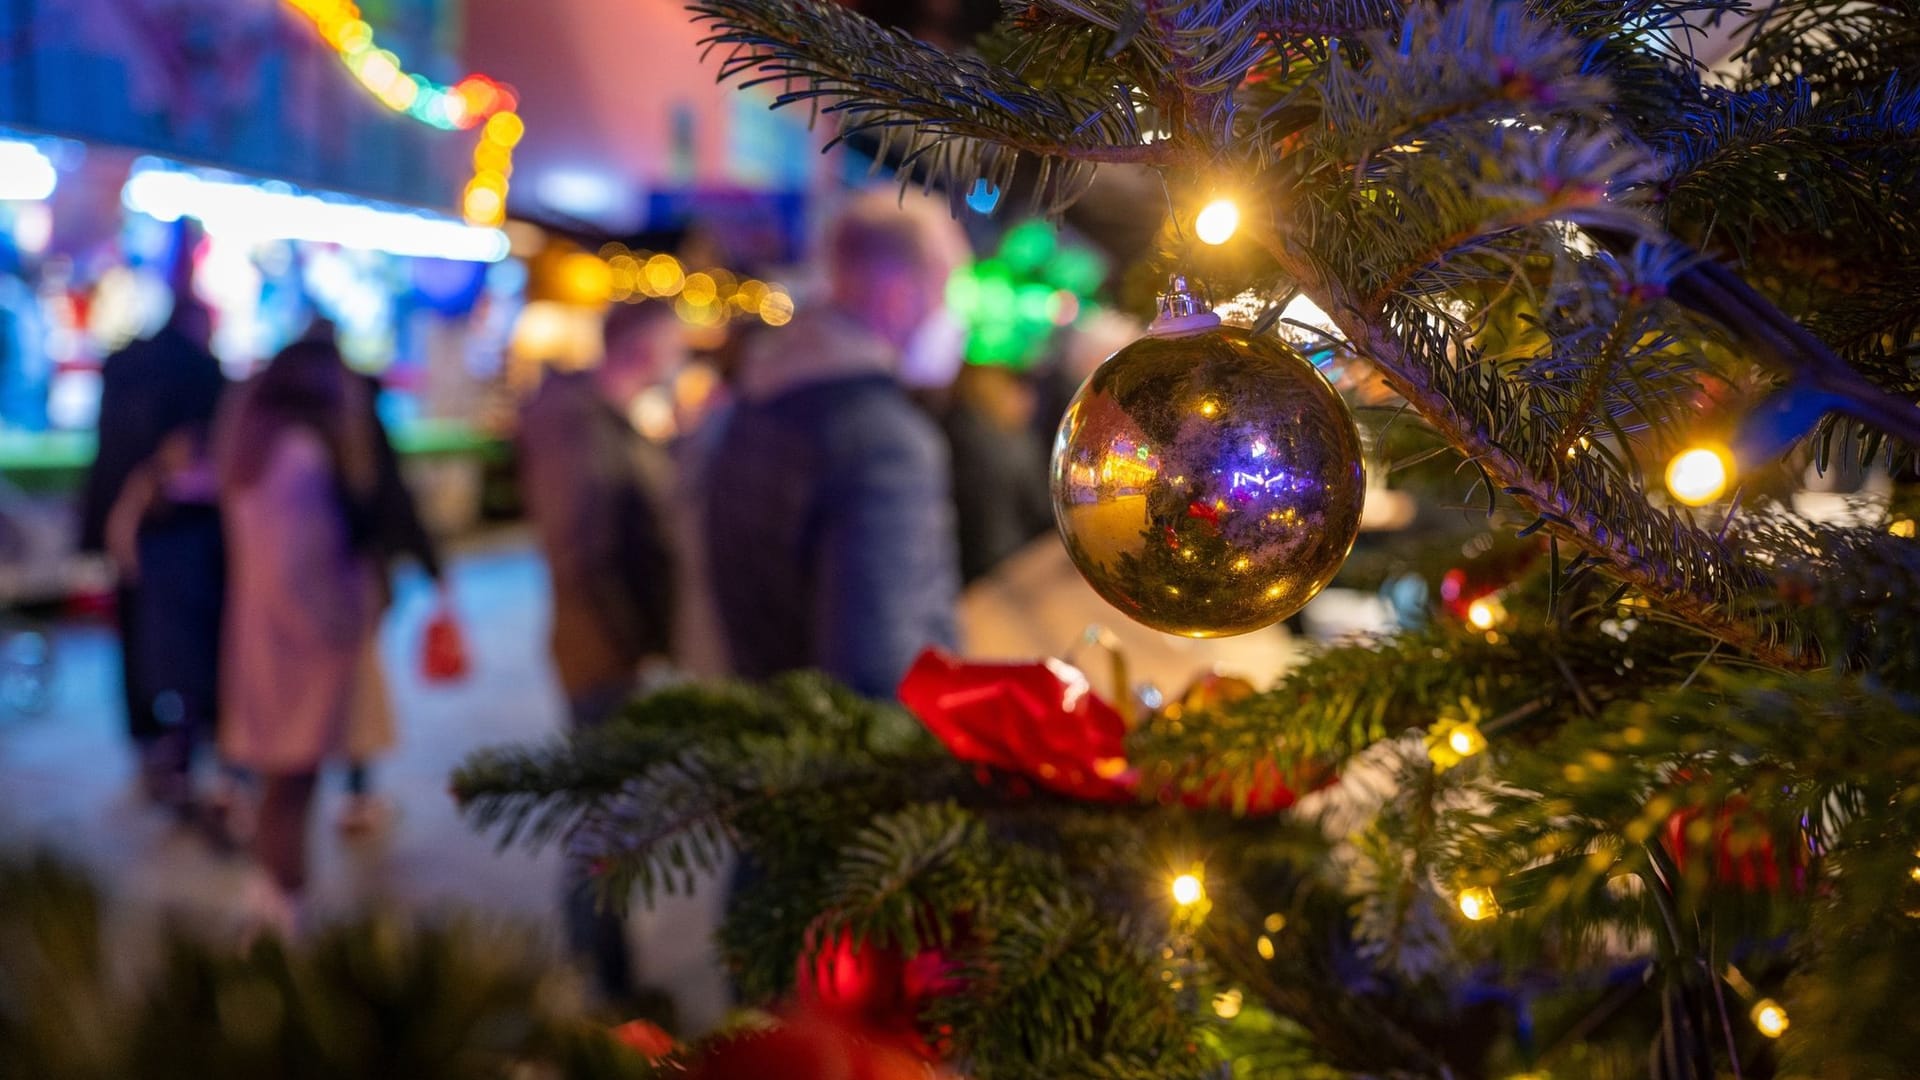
top-left (1195, 197), bottom-right (1241, 245)
top-left (1665, 445), bottom-right (1732, 506)
top-left (596, 242), bottom-right (794, 328)
top-left (1750, 999), bottom-right (1789, 1039)
top-left (1212, 989), bottom-right (1243, 1019)
top-left (1466, 596), bottom-right (1506, 631)
top-left (1448, 722), bottom-right (1488, 759)
top-left (281, 0), bottom-right (522, 225)
top-left (1171, 873), bottom-right (1205, 906)
top-left (1457, 886), bottom-right (1500, 921)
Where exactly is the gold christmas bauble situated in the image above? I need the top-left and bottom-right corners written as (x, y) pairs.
top-left (1050, 322), bottom-right (1365, 637)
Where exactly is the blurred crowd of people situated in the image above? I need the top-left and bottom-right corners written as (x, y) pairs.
top-left (80, 301), bottom-right (444, 933)
top-left (77, 189), bottom-right (1110, 981)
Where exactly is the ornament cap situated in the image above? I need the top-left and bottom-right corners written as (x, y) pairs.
top-left (1150, 275), bottom-right (1221, 337)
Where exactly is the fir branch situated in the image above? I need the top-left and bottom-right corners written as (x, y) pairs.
top-left (1734, 0), bottom-right (1920, 98)
top-left (1264, 240), bottom-right (1805, 665)
top-left (687, 0), bottom-right (1177, 209)
top-left (931, 892), bottom-right (1212, 1078)
top-left (1132, 601), bottom-right (1705, 785)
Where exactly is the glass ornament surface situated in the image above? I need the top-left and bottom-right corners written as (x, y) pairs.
top-left (1050, 324), bottom-right (1365, 637)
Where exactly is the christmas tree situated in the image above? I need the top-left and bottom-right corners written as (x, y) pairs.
top-left (452, 2), bottom-right (1920, 1077)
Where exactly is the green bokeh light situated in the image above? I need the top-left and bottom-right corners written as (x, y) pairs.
top-left (950, 221), bottom-right (1107, 369)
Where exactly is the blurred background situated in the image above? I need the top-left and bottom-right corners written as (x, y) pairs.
top-left (0, 0), bottom-right (1427, 1025)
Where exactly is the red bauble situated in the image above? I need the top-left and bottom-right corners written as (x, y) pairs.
top-left (1662, 795), bottom-right (1806, 894)
top-left (1173, 757), bottom-right (1309, 815)
top-left (798, 929), bottom-right (962, 1060)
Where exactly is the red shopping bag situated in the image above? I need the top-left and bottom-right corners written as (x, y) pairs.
top-left (420, 604), bottom-right (470, 683)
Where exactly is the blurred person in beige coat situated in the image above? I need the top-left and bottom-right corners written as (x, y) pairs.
top-left (216, 339), bottom-right (392, 930)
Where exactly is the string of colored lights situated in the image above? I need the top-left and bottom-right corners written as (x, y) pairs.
top-left (281, 0), bottom-right (521, 227)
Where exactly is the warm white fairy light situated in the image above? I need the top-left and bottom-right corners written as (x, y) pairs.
top-left (1195, 198), bottom-right (1241, 245)
top-left (1172, 873), bottom-right (1205, 906)
top-left (1665, 445), bottom-right (1732, 506)
top-left (1467, 596), bottom-right (1505, 631)
top-left (1448, 723), bottom-right (1488, 758)
top-left (1750, 998), bottom-right (1789, 1039)
top-left (1458, 886), bottom-right (1500, 921)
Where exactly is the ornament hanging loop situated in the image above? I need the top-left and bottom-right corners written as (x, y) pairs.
top-left (1152, 274), bottom-right (1222, 337)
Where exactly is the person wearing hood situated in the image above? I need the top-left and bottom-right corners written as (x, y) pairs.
top-left (703, 193), bottom-right (967, 699)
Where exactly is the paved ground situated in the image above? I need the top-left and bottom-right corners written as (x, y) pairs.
top-left (0, 538), bottom-right (569, 944)
top-left (0, 534), bottom-right (740, 1028)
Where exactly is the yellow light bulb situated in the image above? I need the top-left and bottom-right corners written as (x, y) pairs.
top-left (1892, 518), bottom-right (1916, 538)
top-left (485, 110), bottom-right (526, 147)
top-left (1467, 596), bottom-right (1504, 631)
top-left (1458, 886), bottom-right (1500, 921)
top-left (758, 288), bottom-right (795, 327)
top-left (1665, 446), bottom-right (1732, 506)
top-left (1195, 198), bottom-right (1240, 245)
top-left (1212, 989), bottom-right (1243, 1019)
top-left (462, 185), bottom-right (504, 225)
top-left (643, 254), bottom-right (685, 296)
top-left (1172, 873), bottom-right (1205, 906)
top-left (1448, 723), bottom-right (1487, 758)
top-left (1750, 999), bottom-right (1789, 1039)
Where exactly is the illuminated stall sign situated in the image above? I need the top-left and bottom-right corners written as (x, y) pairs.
top-left (0, 0), bottom-right (471, 214)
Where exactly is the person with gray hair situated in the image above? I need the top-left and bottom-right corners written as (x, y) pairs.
top-left (703, 192), bottom-right (967, 698)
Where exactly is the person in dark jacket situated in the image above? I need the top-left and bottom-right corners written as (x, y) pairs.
top-left (106, 422), bottom-right (224, 816)
top-left (519, 302), bottom-right (684, 727)
top-left (520, 301), bottom-right (687, 1004)
top-left (704, 193), bottom-right (966, 699)
top-left (77, 298), bottom-right (225, 796)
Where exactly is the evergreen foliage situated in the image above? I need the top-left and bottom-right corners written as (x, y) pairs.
top-left (0, 857), bottom-right (651, 1079)
top-left (452, 1), bottom-right (1920, 1076)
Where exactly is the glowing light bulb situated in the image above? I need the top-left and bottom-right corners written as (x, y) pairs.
top-left (1665, 445), bottom-right (1731, 506)
top-left (1212, 988), bottom-right (1243, 1019)
top-left (1458, 886), bottom-right (1500, 921)
top-left (1447, 723), bottom-right (1487, 759)
top-left (1195, 197), bottom-right (1240, 245)
top-left (1750, 999), bottom-right (1789, 1039)
top-left (485, 111), bottom-right (526, 147)
top-left (1172, 873), bottom-right (1205, 906)
top-left (462, 185), bottom-right (504, 226)
top-left (1467, 596), bottom-right (1504, 630)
